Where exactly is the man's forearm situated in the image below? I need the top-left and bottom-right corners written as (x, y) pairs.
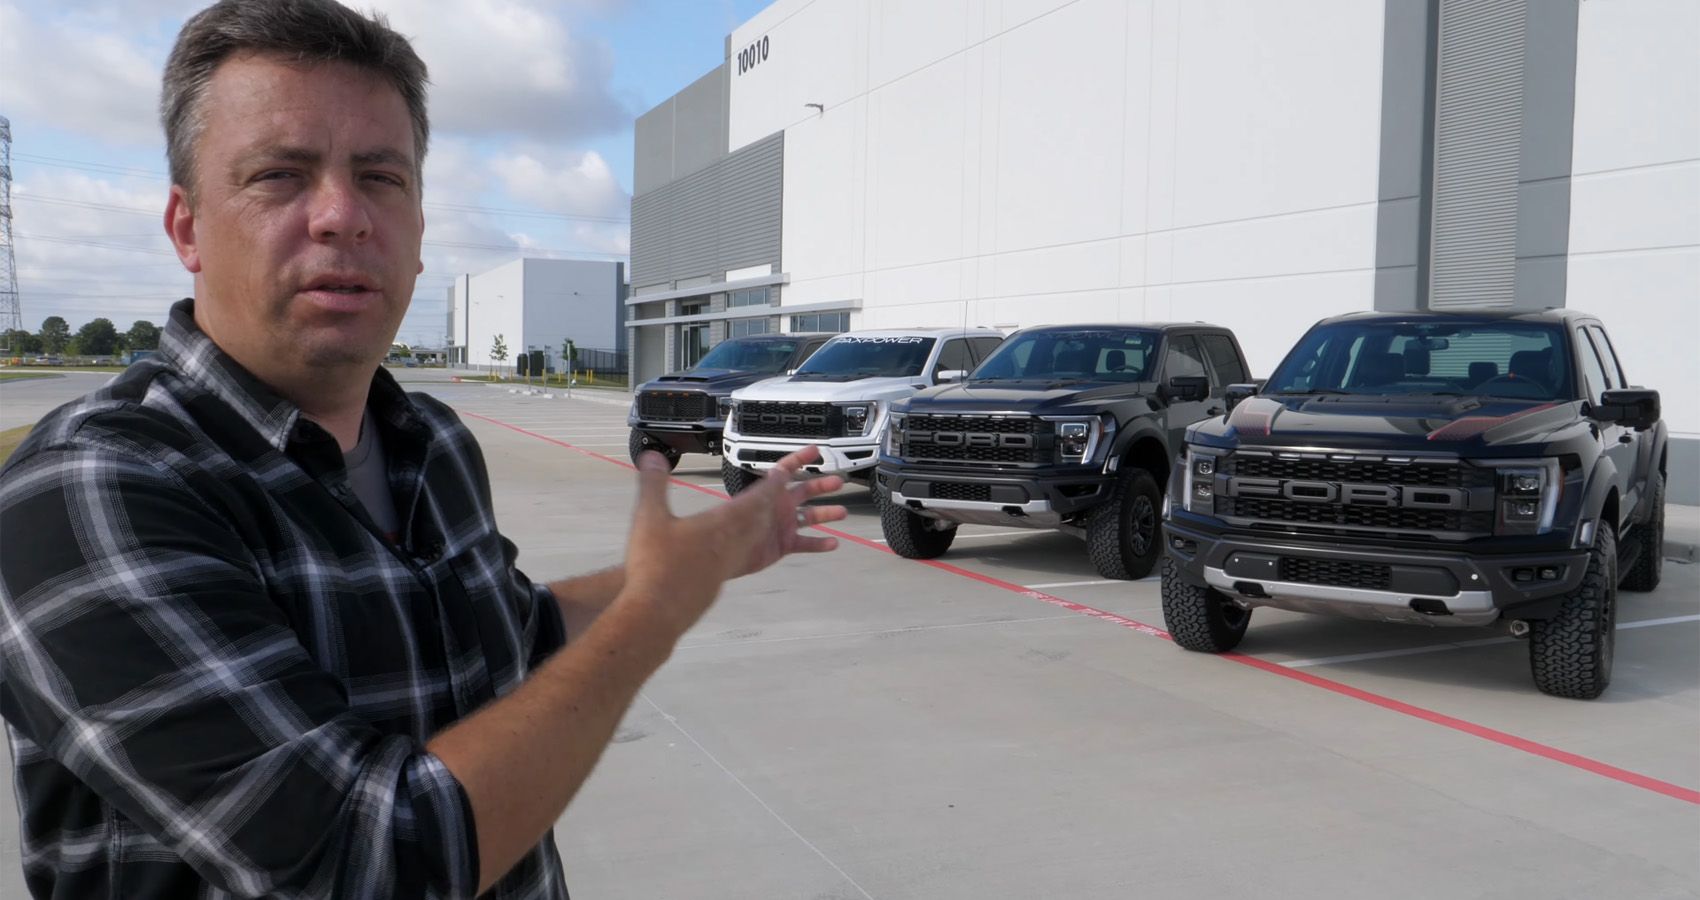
top-left (427, 593), bottom-right (671, 894)
top-left (547, 566), bottom-right (625, 638)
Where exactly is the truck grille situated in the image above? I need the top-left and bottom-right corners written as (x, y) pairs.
top-left (1231, 456), bottom-right (1493, 489)
top-left (930, 481), bottom-right (992, 502)
top-left (1217, 496), bottom-right (1494, 534)
top-left (737, 401), bottom-right (837, 439)
top-left (638, 390), bottom-right (715, 422)
top-left (1278, 557), bottom-right (1392, 590)
top-left (739, 449), bottom-right (788, 463)
top-left (897, 415), bottom-right (1046, 464)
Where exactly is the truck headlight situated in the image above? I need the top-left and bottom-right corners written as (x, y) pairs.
top-left (1183, 448), bottom-right (1223, 513)
top-left (885, 413), bottom-right (906, 456)
top-left (1046, 416), bottom-right (1105, 464)
top-left (725, 399), bottom-right (742, 435)
top-left (838, 401), bottom-right (879, 437)
top-left (1490, 459), bottom-right (1561, 535)
top-left (717, 396), bottom-right (733, 421)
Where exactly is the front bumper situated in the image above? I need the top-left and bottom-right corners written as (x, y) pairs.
top-left (871, 463), bottom-right (1112, 528)
top-left (632, 422), bottom-right (723, 456)
top-left (1163, 512), bottom-right (1590, 627)
top-left (723, 434), bottom-right (882, 476)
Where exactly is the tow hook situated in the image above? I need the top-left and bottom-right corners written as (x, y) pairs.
top-left (1508, 620), bottom-right (1531, 639)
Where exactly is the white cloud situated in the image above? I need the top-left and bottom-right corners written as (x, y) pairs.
top-left (490, 147), bottom-right (628, 219)
top-left (369, 0), bottom-right (631, 141)
top-left (0, 2), bottom-right (168, 147)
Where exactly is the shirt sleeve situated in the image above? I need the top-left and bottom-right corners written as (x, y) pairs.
top-left (0, 436), bottom-right (480, 899)
top-left (499, 535), bottom-right (568, 668)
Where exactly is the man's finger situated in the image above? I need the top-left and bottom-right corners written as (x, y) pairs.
top-left (789, 475), bottom-right (845, 501)
top-left (631, 450), bottom-right (675, 524)
top-left (769, 445), bottom-right (822, 478)
top-left (795, 504), bottom-right (849, 527)
top-left (790, 535), bottom-right (839, 553)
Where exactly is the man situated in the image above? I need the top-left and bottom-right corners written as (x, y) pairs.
top-left (0, 1), bottom-right (847, 896)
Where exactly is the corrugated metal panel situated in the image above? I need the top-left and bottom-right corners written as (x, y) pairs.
top-left (1429, 0), bottom-right (1525, 310)
top-left (629, 131), bottom-right (783, 287)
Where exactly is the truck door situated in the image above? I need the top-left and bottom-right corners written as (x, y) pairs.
top-left (1160, 335), bottom-right (1215, 450)
top-left (1587, 325), bottom-right (1655, 497)
top-left (1575, 326), bottom-right (1639, 530)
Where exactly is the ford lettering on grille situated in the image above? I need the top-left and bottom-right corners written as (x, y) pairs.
top-left (1227, 477), bottom-right (1467, 510)
top-left (910, 431), bottom-right (1035, 450)
top-left (758, 412), bottom-right (827, 426)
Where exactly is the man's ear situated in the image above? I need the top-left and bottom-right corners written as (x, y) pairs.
top-left (164, 184), bottom-right (202, 274)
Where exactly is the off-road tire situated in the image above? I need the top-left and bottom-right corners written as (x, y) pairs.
top-left (1160, 555), bottom-right (1251, 652)
top-left (720, 459), bottom-right (762, 496)
top-left (878, 493), bottom-right (957, 559)
top-left (1620, 473), bottom-right (1664, 592)
top-left (628, 429), bottom-right (680, 471)
top-left (1086, 467), bottom-right (1163, 580)
top-left (1529, 525), bottom-right (1617, 699)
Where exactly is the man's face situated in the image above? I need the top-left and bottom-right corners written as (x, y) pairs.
top-left (168, 53), bottom-right (424, 372)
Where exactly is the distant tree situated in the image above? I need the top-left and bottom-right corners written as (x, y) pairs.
top-left (125, 320), bottom-right (162, 351)
top-left (561, 337), bottom-right (577, 385)
top-left (38, 317), bottom-right (71, 354)
top-left (489, 333), bottom-right (508, 378)
top-left (73, 318), bottom-right (120, 356)
top-left (2, 329), bottom-right (42, 354)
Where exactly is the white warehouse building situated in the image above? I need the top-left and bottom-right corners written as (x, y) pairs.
top-left (628, 0), bottom-right (1699, 500)
top-left (447, 258), bottom-right (627, 372)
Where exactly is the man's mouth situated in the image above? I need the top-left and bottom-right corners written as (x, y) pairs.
top-left (303, 275), bottom-right (378, 294)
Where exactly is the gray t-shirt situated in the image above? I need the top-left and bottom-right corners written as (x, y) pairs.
top-left (343, 415), bottom-right (401, 541)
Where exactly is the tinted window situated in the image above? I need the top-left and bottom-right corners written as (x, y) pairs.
top-left (1198, 334), bottom-right (1248, 384)
top-left (1163, 335), bottom-right (1209, 381)
top-left (728, 317), bottom-right (773, 338)
top-left (970, 337), bottom-right (1005, 364)
top-left (794, 336), bottom-right (938, 378)
top-left (1575, 328), bottom-right (1611, 404)
top-left (1586, 325), bottom-right (1626, 387)
top-left (1265, 321), bottom-right (1572, 401)
top-left (971, 329), bottom-right (1159, 382)
top-left (693, 337), bottom-right (799, 372)
top-left (934, 339), bottom-right (974, 376)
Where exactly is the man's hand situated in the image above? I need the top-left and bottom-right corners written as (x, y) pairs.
top-left (618, 446), bottom-right (848, 640)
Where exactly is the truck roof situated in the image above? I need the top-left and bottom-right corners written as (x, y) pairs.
top-left (828, 326), bottom-right (1004, 339)
top-left (1322, 308), bottom-right (1599, 326)
top-left (1011, 321), bottom-right (1234, 334)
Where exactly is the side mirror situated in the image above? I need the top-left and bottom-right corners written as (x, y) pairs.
top-left (787, 368), bottom-right (799, 375)
top-left (936, 369), bottom-right (967, 384)
top-left (1167, 375), bottom-right (1210, 403)
top-left (1592, 389), bottom-right (1659, 431)
top-left (1224, 382), bottom-right (1259, 413)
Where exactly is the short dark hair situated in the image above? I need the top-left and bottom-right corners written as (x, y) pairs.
top-left (160, 0), bottom-right (430, 194)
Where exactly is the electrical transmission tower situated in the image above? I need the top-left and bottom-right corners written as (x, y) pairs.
top-left (0, 115), bottom-right (22, 350)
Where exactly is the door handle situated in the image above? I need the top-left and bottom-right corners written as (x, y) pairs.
top-left (1618, 433), bottom-right (1633, 444)
top-left (1207, 406), bottom-right (1224, 416)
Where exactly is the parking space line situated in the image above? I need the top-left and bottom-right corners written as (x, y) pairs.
top-left (869, 529), bottom-right (1037, 543)
top-left (1024, 580), bottom-right (1124, 589)
top-left (1281, 615), bottom-right (1700, 669)
top-left (674, 613), bottom-right (1081, 650)
top-left (463, 409), bottom-right (1700, 808)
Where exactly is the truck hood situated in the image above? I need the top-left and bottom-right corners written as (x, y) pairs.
top-left (903, 379), bottom-right (1149, 415)
top-left (1195, 394), bottom-right (1582, 453)
top-left (731, 374), bottom-right (927, 403)
top-left (636, 368), bottom-right (782, 395)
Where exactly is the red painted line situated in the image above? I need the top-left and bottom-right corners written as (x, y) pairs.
top-left (464, 408), bottom-right (1700, 806)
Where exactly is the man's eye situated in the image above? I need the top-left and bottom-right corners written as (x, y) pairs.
top-left (254, 170), bottom-right (296, 182)
top-left (365, 173), bottom-right (406, 187)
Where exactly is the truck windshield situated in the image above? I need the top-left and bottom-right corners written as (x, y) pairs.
top-left (693, 338), bottom-right (800, 373)
top-left (1265, 321), bottom-right (1573, 401)
top-left (971, 329), bottom-right (1160, 382)
top-left (793, 336), bottom-right (937, 378)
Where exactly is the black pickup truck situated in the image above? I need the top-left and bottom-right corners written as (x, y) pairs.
top-left (627, 333), bottom-right (833, 469)
top-left (876, 323), bottom-right (1251, 579)
top-left (1162, 310), bottom-right (1666, 699)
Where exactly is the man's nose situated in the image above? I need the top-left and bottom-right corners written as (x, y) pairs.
top-left (306, 176), bottom-right (373, 243)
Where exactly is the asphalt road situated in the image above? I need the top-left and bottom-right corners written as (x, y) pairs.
top-left (0, 376), bottom-right (1695, 899)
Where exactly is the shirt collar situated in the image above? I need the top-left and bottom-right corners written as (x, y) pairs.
top-left (158, 298), bottom-right (425, 452)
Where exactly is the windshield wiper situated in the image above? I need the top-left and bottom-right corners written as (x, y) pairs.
top-left (1272, 388), bottom-right (1355, 396)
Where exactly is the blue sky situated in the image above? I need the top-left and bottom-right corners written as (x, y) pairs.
top-left (0, 0), bottom-right (770, 346)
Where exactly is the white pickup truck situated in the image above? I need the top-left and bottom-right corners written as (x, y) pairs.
top-left (721, 326), bottom-right (1006, 494)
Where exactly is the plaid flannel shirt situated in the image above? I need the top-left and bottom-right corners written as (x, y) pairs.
top-left (0, 300), bottom-right (569, 898)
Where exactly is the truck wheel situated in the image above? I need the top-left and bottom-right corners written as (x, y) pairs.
top-left (1086, 467), bottom-right (1163, 580)
top-left (878, 494), bottom-right (957, 559)
top-left (721, 459), bottom-right (762, 496)
top-left (1160, 556), bottom-right (1250, 652)
top-left (628, 430), bottom-right (679, 471)
top-left (1620, 472), bottom-right (1664, 592)
top-left (1529, 525), bottom-right (1617, 699)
